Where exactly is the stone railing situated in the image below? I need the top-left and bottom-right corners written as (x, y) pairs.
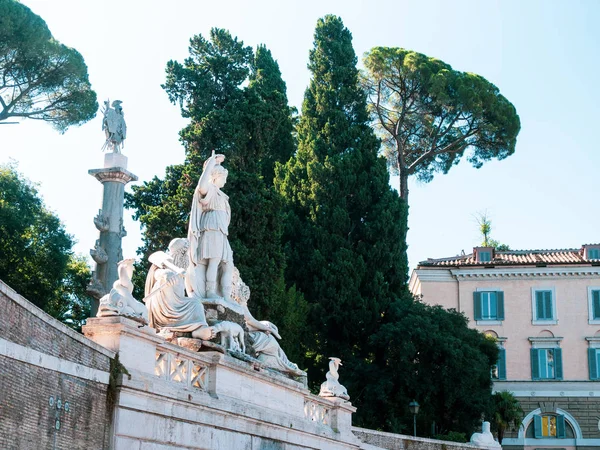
top-left (304, 397), bottom-right (331, 425)
top-left (155, 349), bottom-right (208, 391)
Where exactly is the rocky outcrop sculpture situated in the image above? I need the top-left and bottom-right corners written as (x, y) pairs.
top-left (470, 422), bottom-right (501, 449)
top-left (97, 259), bottom-right (148, 322)
top-left (319, 357), bottom-right (349, 400)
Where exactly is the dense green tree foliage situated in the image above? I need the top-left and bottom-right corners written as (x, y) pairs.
top-left (127, 20), bottom-right (500, 434)
top-left (276, 15), bottom-right (498, 435)
top-left (0, 164), bottom-right (92, 329)
top-left (366, 298), bottom-right (499, 435)
top-left (275, 13), bottom-right (408, 389)
top-left (363, 47), bottom-right (520, 202)
top-left (126, 30), bottom-right (306, 356)
top-left (0, 0), bottom-right (97, 131)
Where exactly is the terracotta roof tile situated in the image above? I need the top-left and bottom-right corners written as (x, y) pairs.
top-left (419, 247), bottom-right (599, 267)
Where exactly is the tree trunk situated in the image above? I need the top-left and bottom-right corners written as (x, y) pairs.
top-left (399, 171), bottom-right (409, 203)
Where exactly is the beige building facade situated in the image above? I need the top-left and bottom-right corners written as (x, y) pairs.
top-left (409, 244), bottom-right (600, 450)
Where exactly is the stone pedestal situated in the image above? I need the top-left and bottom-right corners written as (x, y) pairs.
top-left (82, 317), bottom-right (362, 450)
top-left (83, 316), bottom-right (161, 374)
top-left (87, 154), bottom-right (137, 314)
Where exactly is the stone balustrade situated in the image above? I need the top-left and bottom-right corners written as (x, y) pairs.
top-left (83, 316), bottom-right (362, 449)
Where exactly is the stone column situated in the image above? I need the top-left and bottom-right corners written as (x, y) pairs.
top-left (87, 153), bottom-right (137, 314)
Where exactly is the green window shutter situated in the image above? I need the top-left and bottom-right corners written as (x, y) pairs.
top-left (474, 292), bottom-right (483, 320)
top-left (593, 291), bottom-right (600, 320)
top-left (497, 348), bottom-right (507, 380)
top-left (496, 291), bottom-right (505, 320)
top-left (554, 348), bottom-right (563, 380)
top-left (531, 349), bottom-right (540, 380)
top-left (589, 348), bottom-right (598, 380)
top-left (545, 292), bottom-right (553, 319)
top-left (556, 415), bottom-right (566, 438)
top-left (536, 291), bottom-right (545, 319)
top-left (533, 415), bottom-right (543, 438)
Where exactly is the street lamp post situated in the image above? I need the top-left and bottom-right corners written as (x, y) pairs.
top-left (409, 400), bottom-right (420, 437)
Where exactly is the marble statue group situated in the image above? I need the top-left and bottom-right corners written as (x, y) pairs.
top-left (97, 151), bottom-right (307, 380)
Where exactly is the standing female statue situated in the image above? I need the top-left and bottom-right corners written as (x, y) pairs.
top-left (187, 151), bottom-right (234, 301)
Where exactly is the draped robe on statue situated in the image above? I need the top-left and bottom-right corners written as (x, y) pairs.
top-left (248, 328), bottom-right (305, 376)
top-left (144, 266), bottom-right (208, 332)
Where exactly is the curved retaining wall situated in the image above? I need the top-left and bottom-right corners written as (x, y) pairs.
top-left (0, 280), bottom-right (115, 450)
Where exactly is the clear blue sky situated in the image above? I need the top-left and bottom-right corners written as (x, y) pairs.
top-left (2, 0), bottom-right (599, 273)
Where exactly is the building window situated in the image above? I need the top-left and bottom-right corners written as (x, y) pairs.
top-left (531, 288), bottom-right (557, 324)
top-left (589, 348), bottom-right (600, 380)
top-left (533, 414), bottom-right (566, 438)
top-left (474, 291), bottom-right (504, 321)
top-left (492, 348), bottom-right (506, 380)
top-left (531, 348), bottom-right (563, 380)
top-left (474, 246), bottom-right (494, 263)
top-left (480, 251), bottom-right (491, 262)
top-left (588, 248), bottom-right (600, 260)
top-left (589, 288), bottom-right (600, 324)
top-left (536, 291), bottom-right (553, 319)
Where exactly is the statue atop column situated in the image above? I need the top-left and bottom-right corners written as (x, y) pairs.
top-left (101, 99), bottom-right (127, 153)
top-left (88, 98), bottom-right (137, 313)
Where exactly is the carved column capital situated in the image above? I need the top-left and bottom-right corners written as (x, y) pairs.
top-left (88, 167), bottom-right (138, 185)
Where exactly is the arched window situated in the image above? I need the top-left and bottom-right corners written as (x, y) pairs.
top-left (535, 414), bottom-right (563, 438)
top-left (524, 413), bottom-right (576, 439)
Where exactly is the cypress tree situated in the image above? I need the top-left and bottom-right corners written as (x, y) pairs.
top-left (275, 15), bottom-right (409, 392)
top-left (126, 30), bottom-right (305, 328)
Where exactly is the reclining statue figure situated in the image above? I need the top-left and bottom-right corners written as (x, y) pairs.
top-left (230, 267), bottom-right (305, 377)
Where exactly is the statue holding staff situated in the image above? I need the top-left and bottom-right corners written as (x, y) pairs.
top-left (187, 151), bottom-right (234, 301)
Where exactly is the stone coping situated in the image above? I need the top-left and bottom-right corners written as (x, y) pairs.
top-left (119, 371), bottom-right (359, 445)
top-left (85, 316), bottom-right (165, 344)
top-left (157, 342), bottom-right (355, 413)
top-left (83, 316), bottom-right (349, 409)
top-left (0, 279), bottom-right (115, 358)
top-left (351, 427), bottom-right (481, 448)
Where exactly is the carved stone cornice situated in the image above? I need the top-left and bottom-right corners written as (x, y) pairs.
top-left (450, 266), bottom-right (600, 280)
top-left (88, 167), bottom-right (138, 184)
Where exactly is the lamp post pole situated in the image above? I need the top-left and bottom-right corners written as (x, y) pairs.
top-left (409, 400), bottom-right (420, 437)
